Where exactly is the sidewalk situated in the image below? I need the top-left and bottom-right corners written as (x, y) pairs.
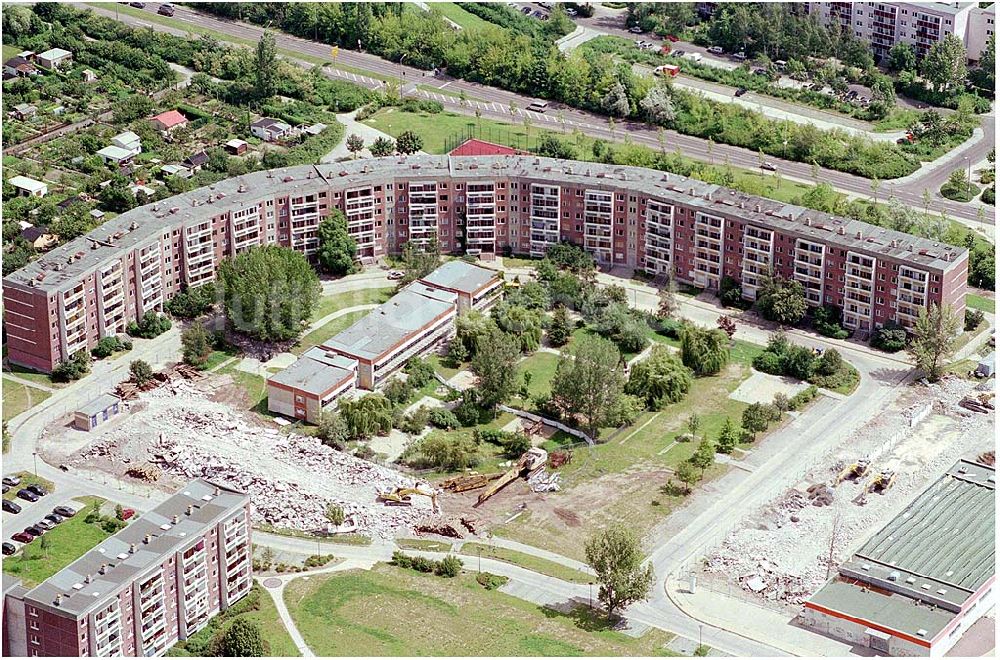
top-left (667, 575), bottom-right (855, 657)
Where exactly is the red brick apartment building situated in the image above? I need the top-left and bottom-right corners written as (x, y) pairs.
top-left (2, 480), bottom-right (251, 658)
top-left (2, 155), bottom-right (968, 373)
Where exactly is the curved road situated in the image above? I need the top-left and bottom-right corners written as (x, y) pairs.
top-left (80, 2), bottom-right (994, 235)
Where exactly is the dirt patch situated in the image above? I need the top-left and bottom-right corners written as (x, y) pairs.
top-left (553, 507), bottom-right (581, 527)
top-left (729, 370), bottom-right (810, 405)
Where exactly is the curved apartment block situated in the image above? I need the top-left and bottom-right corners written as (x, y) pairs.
top-left (2, 155), bottom-right (968, 373)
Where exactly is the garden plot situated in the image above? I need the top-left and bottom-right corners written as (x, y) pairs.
top-left (704, 376), bottom-right (995, 609)
top-left (61, 377), bottom-right (439, 539)
top-left (728, 370), bottom-right (811, 405)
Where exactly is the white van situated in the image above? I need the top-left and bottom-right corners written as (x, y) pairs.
top-left (684, 52), bottom-right (703, 62)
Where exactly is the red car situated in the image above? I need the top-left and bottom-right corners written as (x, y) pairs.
top-left (11, 531), bottom-right (33, 544)
top-left (121, 508), bottom-right (136, 521)
top-left (665, 34), bottom-right (679, 42)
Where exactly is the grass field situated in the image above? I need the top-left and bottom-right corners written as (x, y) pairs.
top-left (310, 287), bottom-right (393, 322)
top-left (429, 2), bottom-right (494, 30)
top-left (2, 377), bottom-right (51, 421)
top-left (459, 542), bottom-right (594, 584)
top-left (168, 582), bottom-right (300, 657)
top-left (3, 472), bottom-right (55, 502)
top-left (2, 496), bottom-right (107, 586)
top-left (514, 351), bottom-right (561, 400)
top-left (285, 564), bottom-right (677, 656)
top-left (3, 362), bottom-right (62, 389)
top-left (295, 309), bottom-right (371, 355)
top-left (2, 44), bottom-right (20, 61)
top-left (967, 293), bottom-right (996, 314)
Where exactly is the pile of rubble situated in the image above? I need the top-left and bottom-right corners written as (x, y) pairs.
top-left (76, 381), bottom-right (439, 539)
top-left (704, 376), bottom-right (994, 606)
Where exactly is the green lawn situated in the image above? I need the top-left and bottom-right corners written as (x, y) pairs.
top-left (2, 377), bottom-right (51, 421)
top-left (3, 363), bottom-right (62, 389)
top-left (429, 2), bottom-right (494, 30)
top-left (285, 564), bottom-right (676, 656)
top-left (514, 351), bottom-right (562, 400)
top-left (967, 293), bottom-right (996, 314)
top-left (215, 363), bottom-right (270, 415)
top-left (310, 287), bottom-right (393, 322)
top-left (294, 309), bottom-right (371, 355)
top-left (365, 107), bottom-right (538, 154)
top-left (167, 582), bottom-right (300, 657)
top-left (459, 542), bottom-right (594, 584)
top-left (2, 44), bottom-right (20, 61)
top-left (2, 496), bottom-right (107, 586)
top-left (3, 472), bottom-right (55, 502)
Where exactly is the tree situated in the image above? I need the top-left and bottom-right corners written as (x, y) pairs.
top-left (741, 402), bottom-right (771, 439)
top-left (129, 360), bottom-right (154, 386)
top-left (325, 503), bottom-right (346, 526)
top-left (640, 83), bottom-right (676, 125)
top-left (690, 438), bottom-right (716, 476)
top-left (547, 306), bottom-right (572, 347)
top-left (756, 276), bottom-right (808, 325)
top-left (907, 304), bottom-right (959, 382)
top-left (867, 73), bottom-right (896, 119)
top-left (871, 321), bottom-right (908, 352)
top-left (716, 417), bottom-right (740, 454)
top-left (316, 210), bottom-right (358, 275)
top-left (317, 411), bottom-right (349, 449)
top-left (887, 42), bottom-right (916, 73)
top-left (625, 345), bottom-right (693, 410)
top-left (181, 323), bottom-right (212, 368)
top-left (339, 394), bottom-right (394, 440)
top-left (398, 239), bottom-right (440, 284)
top-left (584, 525), bottom-right (654, 619)
top-left (471, 328), bottom-right (521, 411)
top-left (679, 324), bottom-right (730, 376)
top-left (127, 311), bottom-right (172, 339)
top-left (973, 33), bottom-right (995, 90)
top-left (396, 130), bottom-right (423, 155)
top-left (921, 33), bottom-right (968, 93)
top-left (218, 246), bottom-right (320, 342)
top-left (254, 31), bottom-right (278, 100)
top-left (220, 619), bottom-right (265, 657)
top-left (370, 136), bottom-right (395, 157)
top-left (656, 278), bottom-right (678, 319)
top-left (673, 461), bottom-right (700, 494)
top-left (551, 334), bottom-right (626, 439)
top-left (601, 80), bottom-right (631, 118)
top-left (716, 315), bottom-right (736, 338)
top-left (100, 174), bottom-right (136, 214)
top-left (346, 133), bottom-right (365, 159)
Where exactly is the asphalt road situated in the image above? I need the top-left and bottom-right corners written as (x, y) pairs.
top-left (80, 2), bottom-right (994, 234)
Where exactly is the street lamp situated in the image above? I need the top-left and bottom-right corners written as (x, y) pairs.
top-left (478, 546), bottom-right (482, 573)
top-left (32, 451), bottom-right (38, 478)
top-left (588, 581), bottom-right (594, 609)
top-left (399, 54), bottom-right (407, 102)
top-left (965, 156), bottom-right (972, 197)
top-left (699, 624), bottom-right (704, 650)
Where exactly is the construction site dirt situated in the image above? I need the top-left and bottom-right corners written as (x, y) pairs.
top-left (40, 375), bottom-right (445, 540)
top-left (700, 376), bottom-right (995, 613)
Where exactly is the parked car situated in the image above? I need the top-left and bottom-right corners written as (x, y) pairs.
top-left (520, 6), bottom-right (531, 13)
top-left (3, 499), bottom-right (22, 514)
top-left (672, 50), bottom-right (686, 58)
top-left (684, 52), bottom-right (703, 62)
top-left (26, 484), bottom-right (47, 497)
top-left (157, 3), bottom-right (174, 15)
top-left (526, 100), bottom-right (549, 113)
top-left (53, 505), bottom-right (78, 518)
top-left (16, 489), bottom-right (39, 503)
top-left (2, 485), bottom-right (8, 495)
top-left (761, 162), bottom-right (777, 171)
top-left (734, 51), bottom-right (746, 60)
top-left (665, 34), bottom-right (679, 42)
top-left (10, 532), bottom-right (33, 544)
top-left (24, 525), bottom-right (45, 537)
top-left (707, 46), bottom-right (724, 54)
top-left (387, 270), bottom-right (404, 280)
top-left (2, 542), bottom-right (15, 556)
top-left (628, 26), bottom-right (643, 34)
top-left (2, 475), bottom-right (21, 487)
top-left (121, 508), bottom-right (136, 521)
top-left (35, 519), bottom-right (54, 531)
top-left (565, 7), bottom-right (577, 16)
top-left (735, 88), bottom-right (748, 97)
top-left (128, 1), bottom-right (146, 7)
top-left (44, 513), bottom-right (64, 525)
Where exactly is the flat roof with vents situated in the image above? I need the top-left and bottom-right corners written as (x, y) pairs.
top-left (21, 479), bottom-right (247, 617)
top-left (805, 459), bottom-right (995, 643)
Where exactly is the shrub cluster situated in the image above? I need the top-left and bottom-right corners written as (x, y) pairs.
top-left (391, 551), bottom-right (463, 577)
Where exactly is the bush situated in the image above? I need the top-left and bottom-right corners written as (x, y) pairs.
top-left (391, 551), bottom-right (462, 577)
top-left (428, 408), bottom-right (460, 430)
top-left (982, 186), bottom-right (995, 205)
top-left (404, 357), bottom-right (436, 389)
top-left (91, 335), bottom-right (130, 359)
top-left (383, 377), bottom-right (413, 406)
top-left (752, 351), bottom-right (784, 375)
top-left (304, 554), bottom-right (335, 568)
top-left (126, 310), bottom-right (172, 339)
top-left (965, 308), bottom-right (985, 331)
top-left (396, 406), bottom-right (430, 435)
top-left (811, 305), bottom-right (850, 339)
top-left (718, 275), bottom-right (748, 308)
top-left (52, 350), bottom-right (91, 382)
top-left (477, 572), bottom-right (509, 590)
top-left (871, 322), bottom-right (907, 352)
top-left (788, 385), bottom-right (820, 410)
top-left (435, 555), bottom-right (463, 577)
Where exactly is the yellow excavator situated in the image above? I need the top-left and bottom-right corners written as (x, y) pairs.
top-left (867, 469), bottom-right (897, 495)
top-left (378, 487), bottom-right (440, 513)
top-left (475, 448), bottom-right (548, 508)
top-left (834, 459), bottom-right (871, 486)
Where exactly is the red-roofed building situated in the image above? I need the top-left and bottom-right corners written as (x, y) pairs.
top-left (448, 138), bottom-right (527, 157)
top-left (150, 109), bottom-right (189, 133)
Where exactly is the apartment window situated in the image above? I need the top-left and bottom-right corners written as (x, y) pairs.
top-left (30, 635), bottom-right (39, 645)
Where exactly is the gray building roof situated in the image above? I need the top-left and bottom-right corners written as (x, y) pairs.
top-left (3, 156), bottom-right (968, 297)
top-left (23, 479), bottom-right (248, 617)
top-left (268, 347), bottom-right (356, 396)
top-left (418, 260), bottom-right (500, 296)
top-left (806, 459), bottom-right (995, 639)
top-left (75, 393), bottom-right (121, 417)
top-left (322, 281), bottom-right (456, 362)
